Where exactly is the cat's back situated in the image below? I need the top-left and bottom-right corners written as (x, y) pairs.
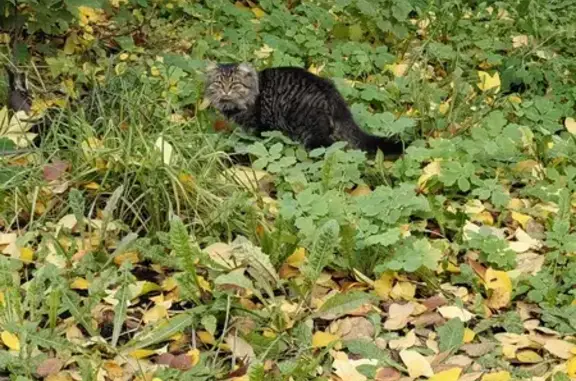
top-left (258, 66), bottom-right (337, 95)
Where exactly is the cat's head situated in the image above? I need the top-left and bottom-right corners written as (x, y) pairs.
top-left (204, 62), bottom-right (259, 112)
top-left (5, 65), bottom-right (32, 113)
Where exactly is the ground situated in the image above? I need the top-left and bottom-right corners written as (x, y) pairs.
top-left (1, 1), bottom-right (576, 380)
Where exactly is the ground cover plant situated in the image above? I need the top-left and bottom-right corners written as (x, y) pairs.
top-left (1, 0), bottom-right (576, 380)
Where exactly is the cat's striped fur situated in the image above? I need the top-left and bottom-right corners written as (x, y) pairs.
top-left (205, 63), bottom-right (404, 155)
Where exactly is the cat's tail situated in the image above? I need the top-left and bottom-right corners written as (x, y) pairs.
top-left (356, 130), bottom-right (404, 157)
top-left (332, 103), bottom-right (404, 156)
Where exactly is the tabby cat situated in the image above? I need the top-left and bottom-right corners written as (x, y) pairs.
top-left (204, 63), bottom-right (404, 155)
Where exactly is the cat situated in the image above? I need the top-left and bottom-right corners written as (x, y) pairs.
top-left (204, 62), bottom-right (404, 155)
top-left (6, 65), bottom-right (32, 113)
top-left (1, 66), bottom-right (44, 156)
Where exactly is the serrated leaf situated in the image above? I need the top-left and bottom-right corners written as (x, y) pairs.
top-left (231, 236), bottom-right (278, 296)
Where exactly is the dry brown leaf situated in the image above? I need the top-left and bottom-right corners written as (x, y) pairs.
top-left (390, 281), bottom-right (416, 300)
top-left (374, 367), bottom-right (401, 381)
top-left (459, 372), bottom-right (484, 381)
top-left (225, 334), bottom-right (255, 361)
top-left (388, 330), bottom-right (418, 350)
top-left (411, 312), bottom-right (445, 327)
top-left (384, 303), bottom-right (415, 330)
top-left (461, 342), bottom-right (496, 357)
top-left (515, 252), bottom-right (544, 275)
top-left (543, 339), bottom-right (576, 359)
top-left (437, 306), bottom-right (474, 322)
top-left (512, 35), bottom-right (529, 48)
top-left (332, 351), bottom-right (377, 381)
top-left (331, 317), bottom-right (374, 341)
top-left (422, 294), bottom-right (448, 310)
top-left (36, 358), bottom-right (64, 377)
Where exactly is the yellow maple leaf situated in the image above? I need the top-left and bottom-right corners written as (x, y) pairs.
top-left (429, 367), bottom-right (461, 381)
top-left (312, 331), bottom-right (340, 348)
top-left (477, 71), bottom-right (501, 93)
top-left (484, 268), bottom-right (512, 309)
top-left (1, 331), bottom-right (20, 351)
top-left (481, 370), bottom-right (511, 381)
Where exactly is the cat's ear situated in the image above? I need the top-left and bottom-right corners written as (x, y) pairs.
top-left (205, 61), bottom-right (218, 73)
top-left (237, 62), bottom-right (256, 76)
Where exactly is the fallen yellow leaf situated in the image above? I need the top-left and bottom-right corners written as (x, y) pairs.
top-left (251, 7), bottom-right (266, 19)
top-left (511, 211), bottom-right (532, 229)
top-left (285, 247), bottom-right (306, 268)
top-left (516, 349), bottom-right (543, 363)
top-left (390, 281), bottom-right (416, 300)
top-left (512, 35), bottom-right (529, 48)
top-left (463, 328), bottom-right (476, 343)
top-left (187, 348), bottom-right (201, 367)
top-left (566, 356), bottom-right (576, 378)
top-left (484, 268), bottom-right (512, 309)
top-left (143, 304), bottom-right (168, 324)
top-left (129, 349), bottom-right (156, 359)
top-left (197, 330), bottom-right (215, 345)
top-left (350, 184), bottom-right (372, 197)
top-left (19, 247), bottom-right (34, 264)
top-left (385, 63), bottom-right (408, 77)
top-left (1, 331), bottom-right (20, 351)
top-left (565, 117), bottom-right (576, 135)
top-left (70, 277), bottom-right (90, 290)
top-left (312, 331), bottom-right (340, 348)
top-left (374, 272), bottom-right (394, 300)
top-left (417, 160), bottom-right (441, 193)
top-left (477, 71), bottom-right (501, 93)
top-left (399, 349), bottom-right (434, 378)
top-left (481, 370), bottom-right (511, 381)
top-left (438, 102), bottom-right (450, 115)
top-left (429, 367), bottom-right (461, 381)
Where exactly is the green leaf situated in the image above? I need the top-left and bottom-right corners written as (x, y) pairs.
top-left (301, 219), bottom-right (340, 283)
top-left (438, 318), bottom-right (465, 352)
top-left (124, 311), bottom-right (198, 351)
top-left (112, 266), bottom-right (133, 347)
top-left (316, 291), bottom-right (375, 319)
